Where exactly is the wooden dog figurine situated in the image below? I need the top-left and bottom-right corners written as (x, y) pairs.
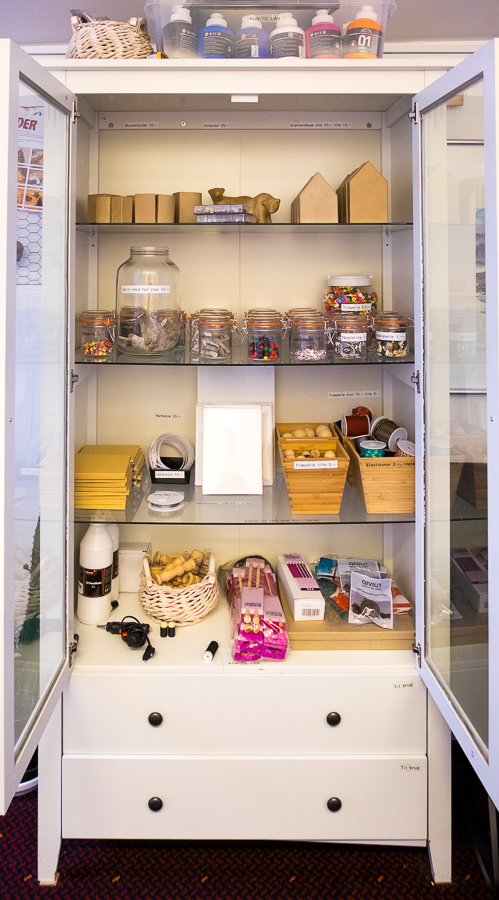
top-left (208, 187), bottom-right (281, 224)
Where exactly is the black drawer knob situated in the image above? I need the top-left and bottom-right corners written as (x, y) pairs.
top-left (326, 712), bottom-right (341, 727)
top-left (148, 797), bottom-right (163, 812)
top-left (327, 797), bottom-right (342, 813)
top-left (148, 712), bottom-right (163, 727)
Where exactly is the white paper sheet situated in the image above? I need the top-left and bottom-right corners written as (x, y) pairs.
top-left (202, 405), bottom-right (263, 495)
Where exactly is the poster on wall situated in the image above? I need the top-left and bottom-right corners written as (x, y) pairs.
top-left (17, 106), bottom-right (44, 209)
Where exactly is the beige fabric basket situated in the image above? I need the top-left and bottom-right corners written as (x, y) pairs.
top-left (66, 16), bottom-right (153, 60)
top-left (138, 551), bottom-right (218, 626)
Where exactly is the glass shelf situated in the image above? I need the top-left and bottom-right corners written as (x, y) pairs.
top-left (74, 471), bottom-right (415, 526)
top-left (75, 342), bottom-right (415, 367)
top-left (78, 222), bottom-right (412, 235)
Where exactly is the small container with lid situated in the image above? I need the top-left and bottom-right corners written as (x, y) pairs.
top-left (289, 315), bottom-right (328, 363)
top-left (77, 310), bottom-right (116, 359)
top-left (330, 314), bottom-right (368, 362)
top-left (189, 307), bottom-right (236, 361)
top-left (116, 247), bottom-right (181, 356)
top-left (197, 313), bottom-right (235, 363)
top-left (324, 276), bottom-right (378, 316)
top-left (372, 311), bottom-right (413, 359)
top-left (246, 315), bottom-right (284, 363)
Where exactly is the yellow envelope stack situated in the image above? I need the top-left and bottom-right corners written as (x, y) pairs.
top-left (74, 453), bottom-right (134, 510)
top-left (79, 445), bottom-right (145, 486)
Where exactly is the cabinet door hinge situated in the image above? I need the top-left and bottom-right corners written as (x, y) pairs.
top-left (69, 634), bottom-right (79, 667)
top-left (69, 370), bottom-right (79, 393)
top-left (71, 101), bottom-right (80, 124)
top-left (409, 102), bottom-right (420, 125)
top-left (412, 642), bottom-right (422, 667)
top-left (411, 370), bottom-right (420, 393)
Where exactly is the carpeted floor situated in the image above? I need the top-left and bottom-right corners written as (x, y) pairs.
top-left (0, 743), bottom-right (495, 900)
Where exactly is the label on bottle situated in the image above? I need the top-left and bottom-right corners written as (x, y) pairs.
top-left (78, 565), bottom-right (112, 597)
top-left (340, 331), bottom-right (367, 342)
top-left (271, 31), bottom-right (305, 59)
top-left (235, 32), bottom-right (265, 58)
top-left (121, 285), bottom-right (171, 293)
top-left (308, 28), bottom-right (341, 58)
top-left (164, 23), bottom-right (198, 57)
top-left (376, 331), bottom-right (406, 341)
top-left (112, 549), bottom-right (119, 579)
top-left (201, 31), bottom-right (233, 58)
top-left (344, 25), bottom-right (383, 58)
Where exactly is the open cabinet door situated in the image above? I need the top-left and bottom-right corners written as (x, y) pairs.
top-left (413, 39), bottom-right (499, 806)
top-left (0, 40), bottom-right (76, 812)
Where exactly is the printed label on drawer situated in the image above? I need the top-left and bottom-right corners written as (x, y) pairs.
top-left (121, 285), bottom-right (170, 293)
top-left (293, 460), bottom-right (338, 469)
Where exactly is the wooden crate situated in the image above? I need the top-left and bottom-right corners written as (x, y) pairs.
top-left (280, 590), bottom-right (415, 651)
top-left (277, 423), bottom-right (349, 514)
top-left (341, 433), bottom-right (415, 514)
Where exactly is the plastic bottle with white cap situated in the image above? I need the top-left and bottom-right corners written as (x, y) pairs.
top-left (234, 16), bottom-right (270, 59)
top-left (77, 524), bottom-right (113, 625)
top-left (270, 12), bottom-right (305, 59)
top-left (199, 12), bottom-right (233, 59)
top-left (163, 6), bottom-right (198, 59)
top-left (343, 5), bottom-right (385, 59)
top-left (305, 10), bottom-right (341, 59)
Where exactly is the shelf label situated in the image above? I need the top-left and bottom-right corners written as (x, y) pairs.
top-left (289, 120), bottom-right (352, 129)
top-left (203, 122), bottom-right (231, 129)
top-left (327, 390), bottom-right (381, 399)
top-left (122, 121), bottom-right (159, 129)
top-left (121, 285), bottom-right (170, 293)
top-left (294, 460), bottom-right (338, 469)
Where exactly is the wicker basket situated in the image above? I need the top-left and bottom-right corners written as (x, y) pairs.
top-left (138, 551), bottom-right (218, 626)
top-left (66, 16), bottom-right (153, 60)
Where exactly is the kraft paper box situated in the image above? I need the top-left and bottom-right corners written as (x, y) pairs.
top-left (156, 194), bottom-right (175, 223)
top-left (174, 191), bottom-right (202, 224)
top-left (110, 195), bottom-right (124, 223)
top-left (134, 193), bottom-right (157, 223)
top-left (87, 194), bottom-right (118, 223)
top-left (122, 195), bottom-right (135, 223)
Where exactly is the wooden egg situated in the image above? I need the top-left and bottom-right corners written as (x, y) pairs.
top-left (305, 428), bottom-right (315, 438)
top-left (324, 450), bottom-right (336, 459)
top-left (283, 449), bottom-right (295, 459)
top-left (310, 449), bottom-right (320, 459)
top-left (293, 428), bottom-right (307, 438)
top-left (281, 432), bottom-right (293, 439)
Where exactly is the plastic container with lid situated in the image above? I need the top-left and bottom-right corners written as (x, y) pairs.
top-left (371, 311), bottom-right (413, 358)
top-left (270, 12), bottom-right (305, 59)
top-left (289, 315), bottom-right (328, 363)
top-left (305, 9), bottom-right (342, 59)
top-left (77, 310), bottom-right (116, 359)
top-left (163, 5), bottom-right (198, 59)
top-left (189, 307), bottom-right (236, 360)
top-left (198, 314), bottom-right (235, 363)
top-left (77, 524), bottom-right (113, 626)
top-left (116, 247), bottom-right (181, 356)
top-left (329, 314), bottom-right (368, 362)
top-left (324, 276), bottom-right (378, 316)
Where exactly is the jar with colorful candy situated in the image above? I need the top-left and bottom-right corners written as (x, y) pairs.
top-left (77, 310), bottom-right (116, 359)
top-left (324, 275), bottom-right (378, 316)
top-left (247, 316), bottom-right (283, 363)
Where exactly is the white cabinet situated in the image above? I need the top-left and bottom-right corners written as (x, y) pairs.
top-left (6, 41), bottom-right (496, 886)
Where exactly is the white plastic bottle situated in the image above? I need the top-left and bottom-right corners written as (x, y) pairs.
top-left (77, 524), bottom-right (113, 625)
top-left (107, 524), bottom-right (120, 604)
top-left (270, 12), bottom-right (305, 59)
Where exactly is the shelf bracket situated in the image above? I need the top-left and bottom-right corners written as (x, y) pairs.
top-left (409, 102), bottom-right (420, 125)
top-left (69, 370), bottom-right (79, 393)
top-left (411, 370), bottom-right (421, 393)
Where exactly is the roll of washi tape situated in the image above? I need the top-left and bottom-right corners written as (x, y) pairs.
top-left (360, 440), bottom-right (386, 458)
top-left (370, 416), bottom-right (408, 452)
top-left (395, 440), bottom-right (415, 458)
top-left (342, 414), bottom-right (371, 437)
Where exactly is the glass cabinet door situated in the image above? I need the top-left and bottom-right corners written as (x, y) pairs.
top-left (414, 39), bottom-right (499, 805)
top-left (0, 41), bottom-right (75, 811)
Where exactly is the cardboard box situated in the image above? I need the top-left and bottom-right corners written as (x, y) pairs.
top-left (110, 195), bottom-right (124, 224)
top-left (134, 193), bottom-right (157, 223)
top-left (156, 194), bottom-right (175, 223)
top-left (291, 172), bottom-right (338, 224)
top-left (277, 553), bottom-right (325, 621)
top-left (87, 194), bottom-right (119, 224)
top-left (122, 195), bottom-right (135, 223)
top-left (174, 191), bottom-right (202, 223)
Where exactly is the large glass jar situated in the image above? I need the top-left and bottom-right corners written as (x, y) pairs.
top-left (324, 275), bottom-right (378, 316)
top-left (372, 311), bottom-right (413, 359)
top-left (329, 314), bottom-right (368, 362)
top-left (116, 247), bottom-right (181, 355)
top-left (289, 315), bottom-right (327, 362)
top-left (77, 310), bottom-right (116, 359)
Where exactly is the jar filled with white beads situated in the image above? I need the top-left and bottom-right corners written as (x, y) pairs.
top-left (289, 315), bottom-right (327, 363)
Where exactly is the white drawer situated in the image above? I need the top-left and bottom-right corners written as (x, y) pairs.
top-left (62, 754), bottom-right (427, 842)
top-left (63, 671), bottom-right (425, 756)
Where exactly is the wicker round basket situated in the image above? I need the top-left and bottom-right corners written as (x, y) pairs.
top-left (138, 551), bottom-right (218, 626)
top-left (66, 16), bottom-right (153, 60)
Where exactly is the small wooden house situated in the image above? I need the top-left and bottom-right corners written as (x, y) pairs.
top-left (291, 172), bottom-right (338, 224)
top-left (337, 161), bottom-right (388, 223)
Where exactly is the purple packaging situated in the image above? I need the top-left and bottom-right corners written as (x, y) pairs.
top-left (261, 578), bottom-right (288, 661)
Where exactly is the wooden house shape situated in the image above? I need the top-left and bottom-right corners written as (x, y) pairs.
top-left (291, 172), bottom-right (338, 224)
top-left (337, 160), bottom-right (388, 223)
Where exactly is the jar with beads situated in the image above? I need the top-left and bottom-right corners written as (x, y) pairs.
top-left (324, 275), bottom-right (378, 316)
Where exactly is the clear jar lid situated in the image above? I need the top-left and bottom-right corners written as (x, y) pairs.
top-left (327, 275), bottom-right (372, 287)
top-left (78, 309), bottom-right (115, 325)
top-left (291, 315), bottom-right (327, 330)
top-left (333, 314), bottom-right (368, 331)
top-left (372, 311), bottom-right (412, 326)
